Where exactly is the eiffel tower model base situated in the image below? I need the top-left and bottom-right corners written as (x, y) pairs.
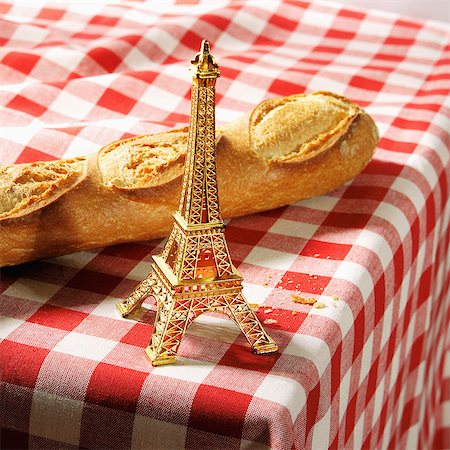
top-left (116, 256), bottom-right (278, 366)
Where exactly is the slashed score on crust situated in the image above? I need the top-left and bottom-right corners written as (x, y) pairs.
top-left (98, 129), bottom-right (188, 190)
top-left (0, 157), bottom-right (87, 221)
top-left (249, 91), bottom-right (360, 164)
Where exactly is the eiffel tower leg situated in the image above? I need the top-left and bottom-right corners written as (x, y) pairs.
top-left (226, 292), bottom-right (278, 354)
top-left (116, 272), bottom-right (156, 317)
top-left (144, 286), bottom-right (194, 366)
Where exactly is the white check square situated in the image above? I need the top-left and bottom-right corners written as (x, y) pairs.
top-left (300, 9), bottom-right (334, 30)
top-left (244, 247), bottom-right (297, 271)
top-left (312, 408), bottom-right (331, 449)
top-left (284, 334), bottom-right (330, 376)
top-left (4, 279), bottom-right (61, 304)
top-left (54, 332), bottom-right (117, 361)
top-left (354, 229), bottom-right (393, 271)
top-left (225, 80), bottom-right (265, 103)
top-left (373, 202), bottom-right (410, 241)
top-left (188, 314), bottom-right (240, 344)
top-left (123, 47), bottom-right (150, 71)
top-left (255, 374), bottom-right (306, 421)
top-left (11, 24), bottom-right (48, 43)
top-left (269, 219), bottom-right (319, 240)
top-left (44, 251), bottom-right (97, 269)
top-left (150, 29), bottom-right (179, 54)
top-left (132, 416), bottom-right (187, 450)
top-left (332, 261), bottom-right (374, 301)
top-left (141, 85), bottom-right (181, 111)
top-left (233, 10), bottom-right (267, 35)
top-left (43, 47), bottom-right (85, 72)
top-left (296, 195), bottom-right (339, 211)
top-left (151, 356), bottom-right (215, 383)
top-left (126, 261), bottom-right (152, 282)
top-left (30, 390), bottom-right (84, 445)
top-left (91, 296), bottom-right (126, 319)
top-left (242, 282), bottom-right (272, 306)
top-left (0, 316), bottom-right (24, 339)
top-left (50, 91), bottom-right (93, 119)
top-left (215, 32), bottom-right (252, 52)
top-left (359, 332), bottom-right (374, 384)
top-left (64, 135), bottom-right (99, 158)
top-left (308, 75), bottom-right (346, 95)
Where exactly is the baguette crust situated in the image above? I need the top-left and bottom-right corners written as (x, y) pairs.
top-left (0, 158), bottom-right (87, 221)
top-left (0, 92), bottom-right (378, 267)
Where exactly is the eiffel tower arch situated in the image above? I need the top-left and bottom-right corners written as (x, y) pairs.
top-left (117, 40), bottom-right (277, 366)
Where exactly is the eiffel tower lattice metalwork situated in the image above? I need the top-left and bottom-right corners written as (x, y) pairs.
top-left (116, 39), bottom-right (278, 366)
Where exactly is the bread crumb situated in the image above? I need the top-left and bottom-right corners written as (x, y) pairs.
top-left (264, 308), bottom-right (273, 314)
top-left (314, 253), bottom-right (320, 257)
top-left (291, 294), bottom-right (317, 305)
top-left (262, 273), bottom-right (272, 287)
top-left (263, 319), bottom-right (277, 325)
top-left (291, 311), bottom-right (298, 315)
top-left (331, 295), bottom-right (339, 301)
top-left (313, 302), bottom-right (326, 309)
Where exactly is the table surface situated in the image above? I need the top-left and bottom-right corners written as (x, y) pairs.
top-left (1, 1), bottom-right (449, 449)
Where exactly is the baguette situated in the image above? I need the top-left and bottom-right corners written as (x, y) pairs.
top-left (0, 91), bottom-right (379, 267)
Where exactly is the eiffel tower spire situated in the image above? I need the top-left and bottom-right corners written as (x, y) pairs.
top-left (178, 39), bottom-right (221, 226)
top-left (117, 40), bottom-right (278, 366)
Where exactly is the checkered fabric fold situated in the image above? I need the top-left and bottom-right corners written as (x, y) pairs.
top-left (1, 1), bottom-right (449, 449)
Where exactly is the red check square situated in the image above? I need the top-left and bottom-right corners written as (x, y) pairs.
top-left (278, 271), bottom-right (331, 295)
top-left (323, 211), bottom-right (371, 229)
top-left (0, 340), bottom-right (49, 388)
top-left (121, 322), bottom-right (152, 347)
top-left (218, 343), bottom-right (279, 373)
top-left (258, 307), bottom-right (307, 332)
top-left (90, 15), bottom-right (119, 26)
top-left (188, 385), bottom-right (252, 438)
top-left (225, 226), bottom-right (266, 246)
top-left (0, 429), bottom-right (29, 450)
top-left (85, 363), bottom-right (148, 414)
top-left (27, 304), bottom-right (88, 331)
top-left (350, 75), bottom-right (384, 92)
top-left (301, 239), bottom-right (352, 260)
top-left (2, 52), bottom-right (40, 74)
top-left (269, 78), bottom-right (304, 96)
top-left (97, 88), bottom-right (137, 115)
top-left (7, 95), bottom-right (47, 116)
top-left (100, 242), bottom-right (154, 261)
top-left (66, 269), bottom-right (123, 295)
top-left (339, 9), bottom-right (365, 19)
top-left (14, 147), bottom-right (55, 164)
top-left (37, 7), bottom-right (64, 20)
top-left (88, 47), bottom-right (122, 72)
top-left (326, 29), bottom-right (355, 40)
top-left (269, 13), bottom-right (297, 31)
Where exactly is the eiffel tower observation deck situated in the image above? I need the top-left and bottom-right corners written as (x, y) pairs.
top-left (117, 40), bottom-right (277, 366)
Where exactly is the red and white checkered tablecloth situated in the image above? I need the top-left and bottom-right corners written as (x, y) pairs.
top-left (1, 1), bottom-right (449, 449)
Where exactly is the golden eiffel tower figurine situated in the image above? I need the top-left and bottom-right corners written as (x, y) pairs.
top-left (116, 39), bottom-right (278, 366)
